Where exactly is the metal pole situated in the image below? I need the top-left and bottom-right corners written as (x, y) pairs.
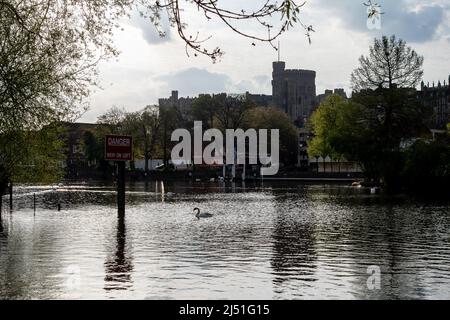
top-left (117, 161), bottom-right (126, 218)
top-left (9, 181), bottom-right (12, 212)
top-left (34, 193), bottom-right (36, 216)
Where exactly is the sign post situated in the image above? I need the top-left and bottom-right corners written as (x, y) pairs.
top-left (105, 135), bottom-right (133, 217)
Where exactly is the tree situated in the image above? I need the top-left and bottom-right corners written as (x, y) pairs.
top-left (123, 106), bottom-right (161, 176)
top-left (97, 107), bottom-right (127, 129)
top-left (351, 87), bottom-right (429, 150)
top-left (309, 89), bottom-right (431, 191)
top-left (345, 36), bottom-right (429, 190)
top-left (308, 95), bottom-right (382, 180)
top-left (0, 0), bottom-right (125, 133)
top-left (0, 124), bottom-right (65, 213)
top-left (191, 95), bottom-right (217, 129)
top-left (159, 106), bottom-right (180, 166)
top-left (0, 0), bottom-right (128, 193)
top-left (402, 138), bottom-right (450, 195)
top-left (245, 107), bottom-right (299, 166)
top-left (215, 95), bottom-right (255, 131)
top-left (1, 0), bottom-right (312, 190)
top-left (351, 35), bottom-right (423, 90)
top-left (83, 130), bottom-right (113, 176)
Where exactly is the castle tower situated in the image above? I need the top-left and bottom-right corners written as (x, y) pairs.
top-left (171, 90), bottom-right (179, 101)
top-left (271, 61), bottom-right (317, 122)
top-left (272, 61), bottom-right (287, 113)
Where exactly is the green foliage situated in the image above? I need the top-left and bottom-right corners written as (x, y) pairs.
top-left (402, 139), bottom-right (450, 194)
top-left (0, 124), bottom-right (65, 190)
top-left (0, 1), bottom-right (129, 133)
top-left (246, 107), bottom-right (299, 166)
top-left (308, 91), bottom-right (448, 192)
top-left (308, 94), bottom-right (409, 183)
top-left (308, 95), bottom-right (368, 159)
top-left (82, 129), bottom-right (113, 173)
top-left (352, 88), bottom-right (429, 145)
top-left (308, 35), bottom-right (432, 190)
top-left (159, 106), bottom-right (182, 163)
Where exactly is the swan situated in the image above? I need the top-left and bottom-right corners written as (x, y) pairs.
top-left (193, 208), bottom-right (213, 219)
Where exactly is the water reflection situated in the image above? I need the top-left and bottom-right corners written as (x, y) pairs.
top-left (104, 216), bottom-right (133, 291)
top-left (0, 182), bottom-right (449, 299)
top-left (271, 189), bottom-right (318, 298)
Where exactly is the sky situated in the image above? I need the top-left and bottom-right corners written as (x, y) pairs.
top-left (80, 0), bottom-right (450, 123)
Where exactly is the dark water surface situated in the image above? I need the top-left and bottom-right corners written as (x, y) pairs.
top-left (1, 181), bottom-right (449, 299)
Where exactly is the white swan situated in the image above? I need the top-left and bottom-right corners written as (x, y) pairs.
top-left (194, 208), bottom-right (213, 219)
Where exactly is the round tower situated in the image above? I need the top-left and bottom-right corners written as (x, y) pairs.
top-left (272, 61), bottom-right (286, 112)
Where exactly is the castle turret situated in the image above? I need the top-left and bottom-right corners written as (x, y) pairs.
top-left (171, 90), bottom-right (179, 101)
top-left (272, 61), bottom-right (286, 112)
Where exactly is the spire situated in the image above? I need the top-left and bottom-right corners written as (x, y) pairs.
top-left (278, 40), bottom-right (281, 62)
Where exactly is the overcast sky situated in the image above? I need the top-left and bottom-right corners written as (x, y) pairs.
top-left (80, 0), bottom-right (450, 123)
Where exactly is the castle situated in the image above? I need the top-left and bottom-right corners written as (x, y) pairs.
top-left (159, 61), bottom-right (349, 126)
top-left (271, 61), bottom-right (317, 122)
top-left (420, 76), bottom-right (450, 130)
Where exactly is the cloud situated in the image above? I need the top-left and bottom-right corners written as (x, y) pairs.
top-left (156, 68), bottom-right (232, 97)
top-left (129, 9), bottom-right (172, 45)
top-left (315, 0), bottom-right (448, 43)
top-left (155, 68), bottom-right (273, 99)
top-left (81, 1), bottom-right (450, 124)
top-left (231, 75), bottom-right (271, 94)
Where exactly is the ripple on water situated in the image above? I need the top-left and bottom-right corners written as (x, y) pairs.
top-left (1, 182), bottom-right (450, 299)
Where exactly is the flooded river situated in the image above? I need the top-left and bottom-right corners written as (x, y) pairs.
top-left (1, 181), bottom-right (449, 299)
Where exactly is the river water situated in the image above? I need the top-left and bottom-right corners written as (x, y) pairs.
top-left (0, 181), bottom-right (449, 299)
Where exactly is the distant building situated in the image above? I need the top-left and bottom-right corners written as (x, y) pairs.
top-left (316, 88), bottom-right (348, 106)
top-left (309, 156), bottom-right (363, 173)
top-left (272, 61), bottom-right (317, 122)
top-left (245, 92), bottom-right (272, 107)
top-left (420, 77), bottom-right (450, 130)
top-left (61, 122), bottom-right (100, 178)
top-left (158, 90), bottom-right (195, 120)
